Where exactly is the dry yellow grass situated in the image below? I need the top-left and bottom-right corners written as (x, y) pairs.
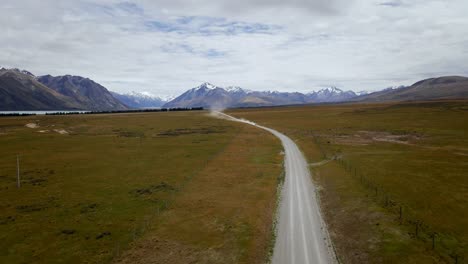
top-left (116, 121), bottom-right (283, 264)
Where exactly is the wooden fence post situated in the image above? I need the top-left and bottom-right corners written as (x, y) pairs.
top-left (16, 155), bottom-right (21, 188)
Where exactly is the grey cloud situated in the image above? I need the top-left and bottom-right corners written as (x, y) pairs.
top-left (379, 1), bottom-right (404, 7)
top-left (137, 0), bottom-right (352, 15)
top-left (215, 0), bottom-right (351, 14)
top-left (0, 0), bottom-right (467, 97)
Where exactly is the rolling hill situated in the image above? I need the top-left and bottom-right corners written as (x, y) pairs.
top-left (353, 76), bottom-right (468, 102)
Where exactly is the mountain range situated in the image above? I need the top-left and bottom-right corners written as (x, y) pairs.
top-left (164, 77), bottom-right (468, 108)
top-left (163, 82), bottom-right (358, 109)
top-left (1, 67), bottom-right (467, 111)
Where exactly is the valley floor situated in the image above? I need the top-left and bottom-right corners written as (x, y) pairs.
top-left (0, 111), bottom-right (282, 264)
top-left (229, 100), bottom-right (468, 263)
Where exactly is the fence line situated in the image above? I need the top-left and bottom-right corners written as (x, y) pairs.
top-left (311, 134), bottom-right (465, 263)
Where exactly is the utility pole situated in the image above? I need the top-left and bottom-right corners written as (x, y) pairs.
top-left (16, 154), bottom-right (21, 188)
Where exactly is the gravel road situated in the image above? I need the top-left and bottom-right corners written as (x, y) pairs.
top-left (214, 112), bottom-right (336, 264)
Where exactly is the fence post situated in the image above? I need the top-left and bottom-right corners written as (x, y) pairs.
top-left (450, 253), bottom-right (459, 264)
top-left (429, 232), bottom-right (438, 250)
top-left (16, 155), bottom-right (21, 188)
top-left (414, 220), bottom-right (422, 237)
top-left (399, 206), bottom-right (403, 225)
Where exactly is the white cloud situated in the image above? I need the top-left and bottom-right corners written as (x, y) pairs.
top-left (0, 0), bottom-right (467, 97)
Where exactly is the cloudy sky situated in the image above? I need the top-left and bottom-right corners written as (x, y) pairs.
top-left (1, 0), bottom-right (467, 97)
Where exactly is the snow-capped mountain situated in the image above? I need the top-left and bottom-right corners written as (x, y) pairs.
top-left (163, 82), bottom-right (234, 109)
top-left (225, 86), bottom-right (252, 94)
top-left (382, 85), bottom-right (407, 91)
top-left (163, 83), bottom-right (360, 109)
top-left (110, 91), bottom-right (168, 109)
top-left (307, 87), bottom-right (357, 103)
top-left (356, 90), bottom-right (369, 96)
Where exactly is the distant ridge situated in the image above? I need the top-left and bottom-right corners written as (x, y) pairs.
top-left (352, 76), bottom-right (468, 102)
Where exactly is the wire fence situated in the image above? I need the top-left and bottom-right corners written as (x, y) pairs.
top-left (312, 135), bottom-right (465, 264)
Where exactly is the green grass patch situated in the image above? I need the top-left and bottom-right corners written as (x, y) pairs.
top-left (0, 112), bottom-right (237, 263)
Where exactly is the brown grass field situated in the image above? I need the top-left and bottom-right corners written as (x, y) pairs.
top-left (228, 101), bottom-right (468, 263)
top-left (0, 111), bottom-right (282, 264)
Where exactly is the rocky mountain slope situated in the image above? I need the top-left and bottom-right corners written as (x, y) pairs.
top-left (0, 68), bottom-right (129, 111)
top-left (37, 75), bottom-right (128, 111)
top-left (0, 68), bottom-right (81, 110)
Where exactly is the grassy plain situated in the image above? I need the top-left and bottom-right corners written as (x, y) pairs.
top-left (229, 101), bottom-right (468, 263)
top-left (0, 111), bottom-right (282, 263)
